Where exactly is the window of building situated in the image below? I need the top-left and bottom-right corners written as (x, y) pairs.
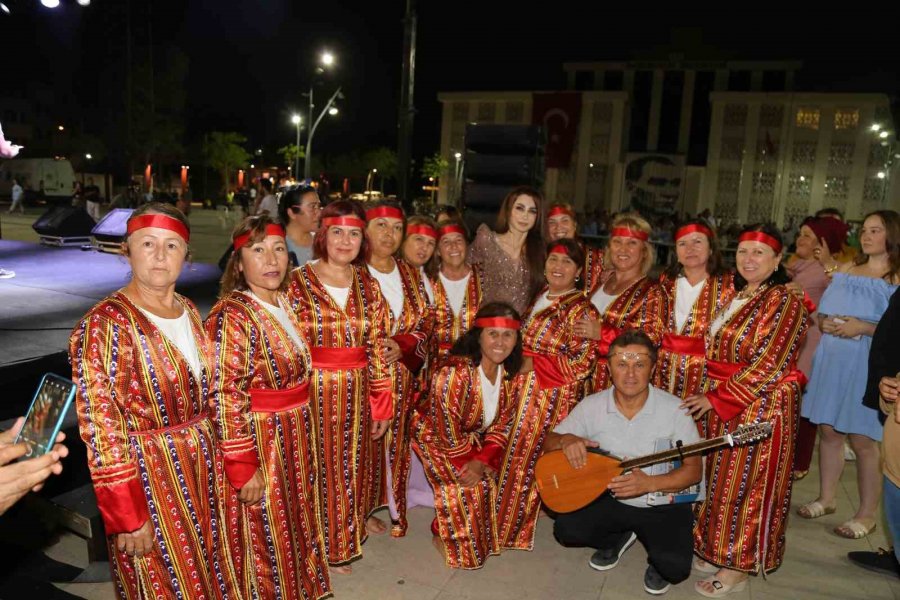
top-left (796, 108), bottom-right (820, 130)
top-left (834, 108), bottom-right (859, 130)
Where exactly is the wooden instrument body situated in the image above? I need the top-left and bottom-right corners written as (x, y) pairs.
top-left (534, 449), bottom-right (623, 513)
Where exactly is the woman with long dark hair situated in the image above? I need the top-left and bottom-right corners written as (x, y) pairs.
top-left (412, 302), bottom-right (522, 569)
top-left (467, 186), bottom-right (545, 314)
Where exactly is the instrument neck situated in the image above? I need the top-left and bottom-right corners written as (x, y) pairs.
top-left (619, 435), bottom-right (731, 470)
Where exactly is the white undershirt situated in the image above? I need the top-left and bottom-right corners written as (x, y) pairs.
top-left (591, 288), bottom-right (620, 315)
top-left (439, 271), bottom-right (471, 317)
top-left (323, 284), bottom-right (350, 310)
top-left (709, 297), bottom-right (751, 339)
top-left (675, 277), bottom-right (706, 333)
top-left (420, 267), bottom-right (435, 304)
top-left (248, 292), bottom-right (306, 351)
top-left (368, 263), bottom-right (405, 323)
top-left (479, 365), bottom-right (503, 431)
top-left (140, 309), bottom-right (202, 380)
top-left (530, 291), bottom-right (553, 316)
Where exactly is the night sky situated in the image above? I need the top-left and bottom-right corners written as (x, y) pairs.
top-left (2, 2), bottom-right (898, 166)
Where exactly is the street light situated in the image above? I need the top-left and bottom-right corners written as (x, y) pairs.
top-left (291, 114), bottom-right (302, 177)
top-left (77, 0), bottom-right (91, 5)
top-left (878, 171), bottom-right (886, 179)
top-left (871, 123), bottom-right (883, 132)
top-left (880, 131), bottom-right (890, 139)
top-left (41, 0), bottom-right (60, 7)
top-left (0, 4), bottom-right (10, 14)
top-left (85, 153), bottom-right (92, 160)
top-left (366, 168), bottom-right (378, 196)
top-left (328, 107), bottom-right (339, 116)
top-left (304, 50), bottom-right (340, 181)
top-left (57, 125), bottom-right (65, 131)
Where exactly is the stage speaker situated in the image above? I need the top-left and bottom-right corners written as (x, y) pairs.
top-left (462, 124), bottom-right (544, 215)
top-left (91, 208), bottom-right (134, 254)
top-left (32, 206), bottom-right (96, 238)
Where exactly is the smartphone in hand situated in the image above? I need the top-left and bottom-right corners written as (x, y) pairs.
top-left (15, 374), bottom-right (76, 457)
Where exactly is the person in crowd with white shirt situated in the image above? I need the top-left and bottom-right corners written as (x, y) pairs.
top-left (69, 203), bottom-right (240, 598)
top-left (279, 184), bottom-right (322, 266)
top-left (412, 302), bottom-right (522, 569)
top-left (256, 178), bottom-right (279, 221)
top-left (206, 215), bottom-right (331, 599)
top-left (7, 177), bottom-right (24, 214)
top-left (548, 329), bottom-right (701, 595)
top-left (286, 200), bottom-right (394, 574)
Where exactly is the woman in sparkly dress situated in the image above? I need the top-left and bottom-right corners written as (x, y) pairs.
top-left (467, 186), bottom-right (545, 315)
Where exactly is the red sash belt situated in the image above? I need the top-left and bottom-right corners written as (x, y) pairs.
top-left (310, 346), bottom-right (367, 369)
top-left (597, 325), bottom-right (621, 357)
top-left (524, 349), bottom-right (568, 390)
top-left (706, 359), bottom-right (808, 388)
top-left (128, 412), bottom-right (209, 437)
top-left (661, 332), bottom-right (705, 356)
top-left (249, 382), bottom-right (310, 412)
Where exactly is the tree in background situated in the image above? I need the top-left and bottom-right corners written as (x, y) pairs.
top-left (203, 132), bottom-right (251, 197)
top-left (277, 144), bottom-right (305, 175)
top-left (421, 153), bottom-right (448, 203)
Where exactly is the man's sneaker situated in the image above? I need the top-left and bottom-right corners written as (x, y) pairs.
top-left (588, 532), bottom-right (637, 571)
top-left (0, 268), bottom-right (15, 279)
top-left (848, 548), bottom-right (900, 578)
top-left (643, 564), bottom-right (671, 595)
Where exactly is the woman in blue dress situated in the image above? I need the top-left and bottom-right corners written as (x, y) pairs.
top-left (799, 210), bottom-right (900, 539)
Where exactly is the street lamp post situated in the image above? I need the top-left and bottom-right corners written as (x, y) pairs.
top-left (305, 86), bottom-right (342, 182)
top-left (303, 51), bottom-right (339, 182)
top-left (366, 168), bottom-right (378, 196)
top-left (291, 114), bottom-right (302, 179)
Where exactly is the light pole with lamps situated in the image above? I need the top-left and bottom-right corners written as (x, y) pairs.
top-left (304, 51), bottom-right (340, 181)
top-left (366, 168), bottom-right (378, 196)
top-left (291, 114), bottom-right (302, 179)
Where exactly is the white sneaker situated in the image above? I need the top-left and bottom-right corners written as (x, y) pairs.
top-left (0, 268), bottom-right (15, 279)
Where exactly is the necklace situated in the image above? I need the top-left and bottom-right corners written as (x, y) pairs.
top-left (547, 288), bottom-right (576, 299)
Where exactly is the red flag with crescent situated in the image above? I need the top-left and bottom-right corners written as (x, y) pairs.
top-left (532, 92), bottom-right (582, 168)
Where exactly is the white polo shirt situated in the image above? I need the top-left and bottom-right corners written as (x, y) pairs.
top-left (553, 384), bottom-right (700, 508)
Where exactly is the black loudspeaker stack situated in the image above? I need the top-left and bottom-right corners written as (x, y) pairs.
top-left (461, 124), bottom-right (544, 231)
top-left (32, 206), bottom-right (96, 247)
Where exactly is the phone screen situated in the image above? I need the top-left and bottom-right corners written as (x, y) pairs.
top-left (16, 375), bottom-right (76, 457)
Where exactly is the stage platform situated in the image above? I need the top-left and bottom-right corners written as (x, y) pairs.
top-left (0, 240), bottom-right (221, 412)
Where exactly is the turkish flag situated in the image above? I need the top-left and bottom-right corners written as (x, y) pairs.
top-left (532, 93), bottom-right (582, 168)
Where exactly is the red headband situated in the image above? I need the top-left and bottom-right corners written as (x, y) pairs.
top-left (438, 224), bottom-right (466, 240)
top-left (126, 214), bottom-right (190, 242)
top-left (233, 224), bottom-right (285, 251)
top-left (366, 206), bottom-right (404, 222)
top-left (738, 231), bottom-right (782, 253)
top-left (547, 206), bottom-right (575, 219)
top-left (473, 317), bottom-right (520, 330)
top-left (406, 224), bottom-right (438, 240)
top-left (610, 226), bottom-right (649, 242)
top-left (548, 243), bottom-right (570, 256)
top-left (322, 216), bottom-right (366, 229)
top-left (675, 223), bottom-right (714, 241)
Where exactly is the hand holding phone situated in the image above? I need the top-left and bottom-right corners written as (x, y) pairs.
top-left (15, 374), bottom-right (76, 457)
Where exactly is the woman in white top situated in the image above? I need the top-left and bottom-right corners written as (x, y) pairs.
top-left (654, 220), bottom-right (735, 400)
top-left (365, 201), bottom-right (432, 537)
top-left (69, 203), bottom-right (240, 598)
top-left (401, 214), bottom-right (439, 302)
top-left (287, 200), bottom-right (395, 572)
top-left (206, 215), bottom-right (331, 599)
top-left (412, 302), bottom-right (522, 569)
top-left (431, 218), bottom-right (485, 368)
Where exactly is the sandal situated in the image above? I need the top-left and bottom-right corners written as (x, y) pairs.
top-left (792, 469), bottom-right (809, 481)
top-left (695, 576), bottom-right (748, 598)
top-left (796, 500), bottom-right (836, 519)
top-left (693, 558), bottom-right (719, 574)
top-left (834, 519), bottom-right (876, 539)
